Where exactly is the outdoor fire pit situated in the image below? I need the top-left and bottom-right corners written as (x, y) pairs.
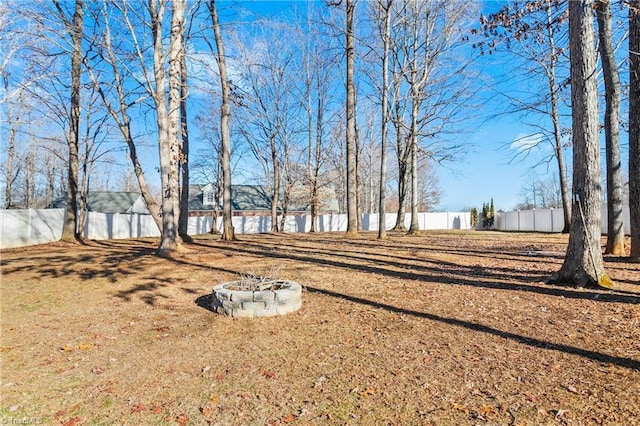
top-left (211, 278), bottom-right (302, 318)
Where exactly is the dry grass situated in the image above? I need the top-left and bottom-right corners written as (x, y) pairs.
top-left (1, 230), bottom-right (639, 426)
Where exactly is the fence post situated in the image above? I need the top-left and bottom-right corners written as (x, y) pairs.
top-left (532, 208), bottom-right (536, 232)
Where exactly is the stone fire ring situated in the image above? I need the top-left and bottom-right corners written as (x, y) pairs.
top-left (211, 280), bottom-right (302, 318)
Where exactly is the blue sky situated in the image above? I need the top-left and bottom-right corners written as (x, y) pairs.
top-left (221, 0), bottom-right (575, 212)
top-left (4, 0), bottom-right (627, 214)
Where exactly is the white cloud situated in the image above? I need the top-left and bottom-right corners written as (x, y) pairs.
top-left (510, 133), bottom-right (544, 153)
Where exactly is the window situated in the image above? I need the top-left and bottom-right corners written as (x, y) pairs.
top-left (204, 191), bottom-right (215, 206)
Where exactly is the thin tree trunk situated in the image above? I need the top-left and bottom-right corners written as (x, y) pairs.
top-left (60, 0), bottom-right (83, 242)
top-left (307, 67), bottom-right (315, 232)
top-left (630, 0), bottom-right (640, 260)
top-left (596, 0), bottom-right (625, 255)
top-left (89, 6), bottom-right (162, 229)
top-left (551, 0), bottom-right (607, 286)
top-left (378, 0), bottom-right (392, 240)
top-left (392, 79), bottom-right (408, 231)
top-left (345, 0), bottom-right (358, 236)
top-left (178, 38), bottom-right (191, 241)
top-left (4, 75), bottom-right (16, 209)
top-left (408, 91), bottom-right (420, 234)
top-left (270, 136), bottom-right (280, 233)
top-left (210, 0), bottom-right (235, 241)
top-left (311, 88), bottom-right (323, 232)
top-left (544, 1), bottom-right (572, 233)
top-left (210, 178), bottom-right (221, 234)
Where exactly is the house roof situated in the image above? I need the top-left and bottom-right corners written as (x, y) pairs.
top-left (188, 184), bottom-right (275, 211)
top-left (48, 192), bottom-right (148, 214)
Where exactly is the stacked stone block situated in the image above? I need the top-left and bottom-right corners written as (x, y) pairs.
top-left (211, 281), bottom-right (302, 318)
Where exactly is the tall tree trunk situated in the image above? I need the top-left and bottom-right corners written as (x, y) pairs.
top-left (3, 75), bottom-right (16, 209)
top-left (311, 86), bottom-right (323, 232)
top-left (270, 136), bottom-right (280, 233)
top-left (551, 0), bottom-right (607, 286)
top-left (60, 0), bottom-right (83, 242)
top-left (345, 0), bottom-right (358, 236)
top-left (392, 78), bottom-right (408, 231)
top-left (153, 0), bottom-right (185, 256)
top-left (596, 0), bottom-right (625, 255)
top-left (179, 38), bottom-right (191, 241)
top-left (378, 0), bottom-right (392, 240)
top-left (355, 105), bottom-right (362, 231)
top-left (544, 0), bottom-right (572, 233)
top-left (307, 66), bottom-right (315, 232)
top-left (210, 0), bottom-right (235, 241)
top-left (630, 0), bottom-right (640, 260)
top-left (408, 91), bottom-right (419, 235)
top-left (89, 7), bottom-right (162, 229)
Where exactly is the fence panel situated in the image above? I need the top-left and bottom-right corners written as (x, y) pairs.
top-left (0, 209), bottom-right (64, 249)
top-left (6, 207), bottom-right (630, 249)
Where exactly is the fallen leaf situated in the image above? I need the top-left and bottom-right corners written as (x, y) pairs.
top-left (566, 385), bottom-right (578, 394)
top-left (453, 402), bottom-right (469, 414)
top-left (210, 395), bottom-right (220, 404)
top-left (175, 414), bottom-right (188, 426)
top-left (131, 403), bottom-right (146, 414)
top-left (77, 342), bottom-right (93, 351)
top-left (359, 387), bottom-right (376, 397)
top-left (479, 404), bottom-right (497, 417)
top-left (259, 368), bottom-right (276, 379)
top-left (61, 417), bottom-right (81, 426)
top-left (200, 404), bottom-right (215, 417)
top-left (280, 413), bottom-right (296, 423)
top-left (150, 404), bottom-right (164, 414)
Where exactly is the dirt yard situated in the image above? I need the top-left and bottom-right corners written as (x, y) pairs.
top-left (1, 230), bottom-right (639, 425)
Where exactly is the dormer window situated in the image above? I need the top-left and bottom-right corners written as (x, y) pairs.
top-left (204, 190), bottom-right (215, 206)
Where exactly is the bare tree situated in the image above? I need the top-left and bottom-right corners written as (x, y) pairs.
top-left (53, 0), bottom-right (83, 242)
top-left (150, 0), bottom-right (186, 256)
top-left (345, 0), bottom-right (359, 236)
top-left (479, 0), bottom-right (572, 233)
top-left (386, 0), bottom-right (475, 234)
top-left (2, 72), bottom-right (19, 208)
top-left (630, 0), bottom-right (640, 260)
top-left (551, 0), bottom-right (608, 287)
top-left (374, 0), bottom-right (392, 239)
top-left (209, 0), bottom-right (235, 240)
top-left (84, 1), bottom-right (162, 229)
top-left (297, 5), bottom-right (336, 233)
top-left (595, 0), bottom-right (625, 255)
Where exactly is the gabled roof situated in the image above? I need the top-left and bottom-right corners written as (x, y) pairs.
top-left (189, 183), bottom-right (339, 213)
top-left (188, 184), bottom-right (274, 211)
top-left (48, 192), bottom-right (148, 214)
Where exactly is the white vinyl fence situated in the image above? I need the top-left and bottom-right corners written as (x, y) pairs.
top-left (494, 206), bottom-right (631, 234)
top-left (0, 209), bottom-right (471, 249)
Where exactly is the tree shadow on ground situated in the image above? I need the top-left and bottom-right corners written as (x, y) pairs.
top-left (306, 285), bottom-right (640, 371)
top-left (205, 240), bottom-right (640, 305)
top-left (195, 294), bottom-right (215, 312)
